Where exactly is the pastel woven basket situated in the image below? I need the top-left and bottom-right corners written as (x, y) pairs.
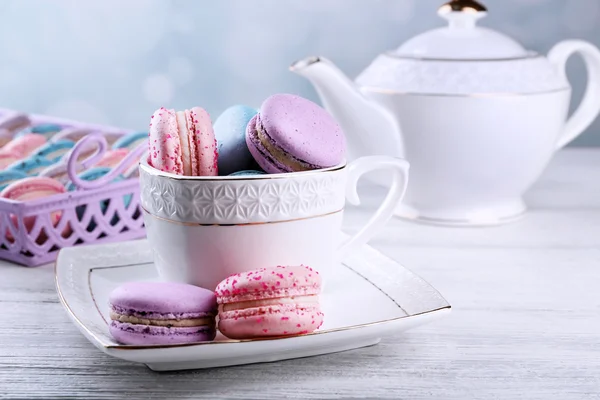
top-left (0, 109), bottom-right (146, 266)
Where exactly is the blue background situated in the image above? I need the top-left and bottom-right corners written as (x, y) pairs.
top-left (0, 0), bottom-right (599, 146)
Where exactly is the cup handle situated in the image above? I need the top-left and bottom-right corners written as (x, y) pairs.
top-left (548, 40), bottom-right (600, 149)
top-left (338, 156), bottom-right (409, 258)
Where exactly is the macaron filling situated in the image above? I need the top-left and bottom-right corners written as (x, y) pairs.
top-left (175, 109), bottom-right (202, 176)
top-left (175, 111), bottom-right (193, 175)
top-left (253, 116), bottom-right (319, 172)
top-left (221, 295), bottom-right (318, 312)
top-left (185, 109), bottom-right (201, 175)
top-left (110, 304), bottom-right (213, 320)
top-left (109, 311), bottom-right (213, 328)
top-left (109, 303), bottom-right (216, 329)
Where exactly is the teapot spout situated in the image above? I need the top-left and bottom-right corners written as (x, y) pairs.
top-left (290, 56), bottom-right (403, 161)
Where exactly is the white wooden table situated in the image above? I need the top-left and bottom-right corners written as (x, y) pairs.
top-left (1, 148), bottom-right (599, 399)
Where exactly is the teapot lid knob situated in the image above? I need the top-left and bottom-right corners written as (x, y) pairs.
top-left (438, 0), bottom-right (487, 13)
top-left (390, 0), bottom-right (526, 60)
top-left (438, 0), bottom-right (487, 29)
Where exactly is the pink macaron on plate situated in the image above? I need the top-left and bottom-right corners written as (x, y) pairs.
top-left (55, 237), bottom-right (450, 371)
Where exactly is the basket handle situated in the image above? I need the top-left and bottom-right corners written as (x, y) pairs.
top-left (50, 126), bottom-right (95, 142)
top-left (67, 134), bottom-right (145, 190)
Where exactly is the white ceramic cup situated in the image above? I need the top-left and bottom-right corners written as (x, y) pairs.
top-left (139, 156), bottom-right (409, 290)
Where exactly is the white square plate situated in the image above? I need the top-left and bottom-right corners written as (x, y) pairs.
top-left (55, 239), bottom-right (450, 371)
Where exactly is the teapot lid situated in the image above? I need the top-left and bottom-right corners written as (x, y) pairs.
top-left (392, 0), bottom-right (528, 60)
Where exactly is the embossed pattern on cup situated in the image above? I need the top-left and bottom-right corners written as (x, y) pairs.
top-left (139, 164), bottom-right (346, 224)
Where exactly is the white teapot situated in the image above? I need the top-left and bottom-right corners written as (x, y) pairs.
top-left (291, 0), bottom-right (600, 226)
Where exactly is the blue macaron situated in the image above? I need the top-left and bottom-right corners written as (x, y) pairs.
top-left (112, 131), bottom-right (148, 150)
top-left (228, 170), bottom-right (267, 176)
top-left (66, 167), bottom-right (123, 189)
top-left (32, 140), bottom-right (75, 163)
top-left (68, 167), bottom-right (114, 184)
top-left (7, 155), bottom-right (55, 176)
top-left (31, 124), bottom-right (64, 134)
top-left (214, 105), bottom-right (261, 176)
top-left (0, 169), bottom-right (28, 191)
top-left (15, 123), bottom-right (64, 139)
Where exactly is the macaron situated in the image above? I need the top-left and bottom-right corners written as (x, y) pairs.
top-left (32, 139), bottom-right (75, 163)
top-left (148, 106), bottom-right (218, 176)
top-left (1, 133), bottom-right (47, 160)
top-left (1, 176), bottom-right (65, 204)
top-left (228, 170), bottom-right (266, 176)
top-left (65, 167), bottom-right (126, 192)
top-left (7, 155), bottom-right (55, 176)
top-left (14, 123), bottom-right (64, 139)
top-left (49, 128), bottom-right (122, 148)
top-left (0, 113), bottom-right (30, 147)
top-left (246, 94), bottom-right (346, 173)
top-left (214, 105), bottom-right (260, 176)
top-left (1, 177), bottom-right (68, 242)
top-left (112, 131), bottom-right (148, 151)
top-left (96, 148), bottom-right (130, 168)
top-left (39, 161), bottom-right (84, 184)
top-left (215, 265), bottom-right (324, 339)
top-left (50, 127), bottom-right (93, 143)
top-left (0, 169), bottom-right (28, 191)
top-left (31, 123), bottom-right (64, 134)
top-left (109, 282), bottom-right (218, 345)
top-left (0, 151), bottom-right (21, 169)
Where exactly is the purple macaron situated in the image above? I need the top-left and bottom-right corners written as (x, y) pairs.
top-left (108, 282), bottom-right (217, 345)
top-left (246, 94), bottom-right (346, 173)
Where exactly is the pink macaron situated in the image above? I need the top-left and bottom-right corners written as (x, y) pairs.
top-left (1, 133), bottom-right (47, 160)
top-left (0, 151), bottom-right (21, 169)
top-left (215, 265), bottom-right (324, 339)
top-left (97, 148), bottom-right (130, 168)
top-left (148, 107), bottom-right (218, 176)
top-left (1, 177), bottom-right (69, 242)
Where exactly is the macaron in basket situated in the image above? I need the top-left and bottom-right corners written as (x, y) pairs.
top-left (0, 109), bottom-right (147, 267)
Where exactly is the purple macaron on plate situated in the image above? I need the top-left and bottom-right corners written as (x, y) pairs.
top-left (108, 282), bottom-right (217, 345)
top-left (55, 238), bottom-right (450, 371)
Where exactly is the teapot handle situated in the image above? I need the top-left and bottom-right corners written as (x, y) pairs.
top-left (548, 40), bottom-right (600, 149)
